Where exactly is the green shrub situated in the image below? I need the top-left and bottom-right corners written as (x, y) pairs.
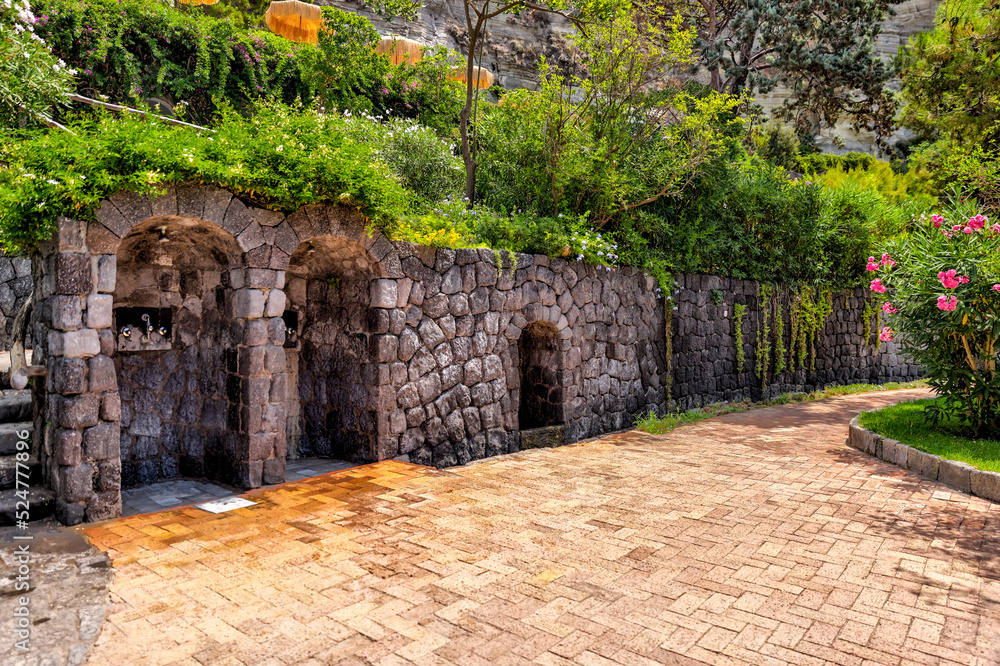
top-left (361, 119), bottom-right (463, 203)
top-left (0, 104), bottom-right (408, 251)
top-left (2, 0), bottom-right (75, 129)
top-left (751, 122), bottom-right (801, 171)
top-left (797, 151), bottom-right (877, 174)
top-left (876, 207), bottom-right (1000, 437)
top-left (31, 0), bottom-right (311, 124)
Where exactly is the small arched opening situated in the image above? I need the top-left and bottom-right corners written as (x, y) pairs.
top-left (113, 215), bottom-right (242, 487)
top-left (518, 321), bottom-right (566, 431)
top-left (285, 235), bottom-right (380, 463)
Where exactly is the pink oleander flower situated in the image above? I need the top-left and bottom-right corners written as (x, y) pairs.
top-left (994, 284), bottom-right (1000, 292)
top-left (941, 229), bottom-right (953, 238)
top-left (964, 227), bottom-right (974, 234)
top-left (870, 278), bottom-right (887, 293)
top-left (880, 253), bottom-right (896, 268)
top-left (879, 327), bottom-right (895, 342)
top-left (938, 269), bottom-right (963, 289)
top-left (991, 223), bottom-right (1000, 234)
top-left (866, 256), bottom-right (880, 272)
top-left (931, 214), bottom-right (944, 228)
top-left (959, 276), bottom-right (970, 284)
top-left (969, 214), bottom-right (988, 230)
top-left (953, 225), bottom-right (964, 231)
top-left (937, 295), bottom-right (958, 311)
top-left (882, 302), bottom-right (898, 314)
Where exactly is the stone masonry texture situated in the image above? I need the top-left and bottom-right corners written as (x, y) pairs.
top-left (27, 185), bottom-right (918, 523)
top-left (669, 274), bottom-right (922, 411)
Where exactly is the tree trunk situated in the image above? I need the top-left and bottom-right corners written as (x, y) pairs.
top-left (460, 16), bottom-right (485, 204)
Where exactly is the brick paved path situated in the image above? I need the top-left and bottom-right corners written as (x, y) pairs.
top-left (79, 388), bottom-right (1000, 665)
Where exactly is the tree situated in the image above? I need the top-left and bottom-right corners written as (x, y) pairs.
top-left (474, 5), bottom-right (742, 223)
top-left (1, 0), bottom-right (75, 131)
top-left (457, 0), bottom-right (606, 202)
top-left (659, 0), bottom-right (902, 146)
top-left (898, 0), bottom-right (1000, 147)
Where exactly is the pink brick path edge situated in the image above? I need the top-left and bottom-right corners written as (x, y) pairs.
top-left (78, 387), bottom-right (1000, 665)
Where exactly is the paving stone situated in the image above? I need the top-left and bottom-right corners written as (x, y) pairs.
top-left (73, 388), bottom-right (1000, 666)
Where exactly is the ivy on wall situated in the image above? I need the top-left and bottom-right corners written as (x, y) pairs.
top-left (755, 284), bottom-right (773, 388)
top-left (734, 303), bottom-right (747, 373)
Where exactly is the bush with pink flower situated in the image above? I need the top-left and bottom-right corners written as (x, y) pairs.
top-left (875, 210), bottom-right (1000, 436)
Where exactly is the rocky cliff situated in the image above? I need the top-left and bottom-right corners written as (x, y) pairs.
top-left (329, 0), bottom-right (942, 154)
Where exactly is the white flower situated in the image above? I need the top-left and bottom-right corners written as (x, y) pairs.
top-left (46, 179), bottom-right (58, 185)
top-left (276, 145), bottom-right (283, 152)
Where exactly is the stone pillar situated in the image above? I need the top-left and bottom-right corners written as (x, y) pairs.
top-left (227, 267), bottom-right (288, 488)
top-left (35, 217), bottom-right (121, 525)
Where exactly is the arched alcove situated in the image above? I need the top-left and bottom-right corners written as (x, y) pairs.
top-left (113, 215), bottom-right (242, 487)
top-left (518, 320), bottom-right (566, 430)
top-left (285, 235), bottom-right (380, 463)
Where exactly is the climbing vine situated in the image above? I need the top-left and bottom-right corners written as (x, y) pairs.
top-left (862, 293), bottom-right (877, 344)
top-left (773, 289), bottom-right (786, 376)
top-left (788, 285), bottom-right (834, 372)
top-left (755, 284), bottom-right (773, 388)
top-left (734, 303), bottom-right (747, 373)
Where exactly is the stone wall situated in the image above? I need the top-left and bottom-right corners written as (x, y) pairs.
top-left (670, 274), bottom-right (922, 411)
top-left (0, 251), bottom-right (33, 350)
top-left (29, 184), bottom-right (921, 525)
top-left (376, 246), bottom-right (667, 467)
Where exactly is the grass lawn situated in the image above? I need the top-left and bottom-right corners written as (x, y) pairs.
top-left (859, 398), bottom-right (1000, 472)
top-left (634, 380), bottom-right (927, 435)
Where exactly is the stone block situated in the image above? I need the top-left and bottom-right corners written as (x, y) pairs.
top-left (246, 269), bottom-right (276, 289)
top-left (86, 293), bottom-right (113, 329)
top-left (97, 255), bottom-right (116, 293)
top-left (53, 357), bottom-right (87, 395)
top-left (263, 456), bottom-right (286, 485)
top-left (56, 500), bottom-right (86, 526)
top-left (519, 425), bottom-right (565, 449)
top-left (906, 448), bottom-right (940, 480)
top-left (234, 289), bottom-right (266, 319)
top-left (86, 223), bottom-right (119, 255)
top-left (61, 463), bottom-right (94, 503)
top-left (938, 459), bottom-right (973, 493)
top-left (54, 253), bottom-right (93, 295)
top-left (88, 355), bottom-right (117, 392)
top-left (237, 222), bottom-right (265, 253)
top-left (971, 470), bottom-right (1000, 503)
top-left (94, 201), bottom-right (130, 237)
top-left (370, 279), bottom-right (398, 308)
top-left (96, 390), bottom-right (121, 421)
top-left (53, 429), bottom-right (82, 466)
top-left (61, 328), bottom-right (101, 359)
top-left (130, 413), bottom-right (161, 437)
top-left (59, 395), bottom-right (100, 429)
top-left (418, 318), bottom-right (446, 348)
top-left (86, 491), bottom-right (121, 522)
top-left (264, 289), bottom-right (286, 317)
top-left (265, 345), bottom-right (285, 372)
top-left (84, 423), bottom-right (120, 460)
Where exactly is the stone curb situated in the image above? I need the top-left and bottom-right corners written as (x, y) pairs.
top-left (847, 417), bottom-right (998, 501)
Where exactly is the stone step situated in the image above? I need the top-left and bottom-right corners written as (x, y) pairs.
top-left (0, 487), bottom-right (55, 525)
top-left (0, 390), bottom-right (31, 423)
top-left (0, 422), bottom-right (33, 455)
top-left (0, 456), bottom-right (41, 490)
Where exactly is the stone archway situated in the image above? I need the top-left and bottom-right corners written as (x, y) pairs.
top-left (34, 185), bottom-right (404, 523)
top-left (112, 216), bottom-right (243, 488)
top-left (518, 320), bottom-right (565, 430)
top-left (285, 235), bottom-right (384, 464)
